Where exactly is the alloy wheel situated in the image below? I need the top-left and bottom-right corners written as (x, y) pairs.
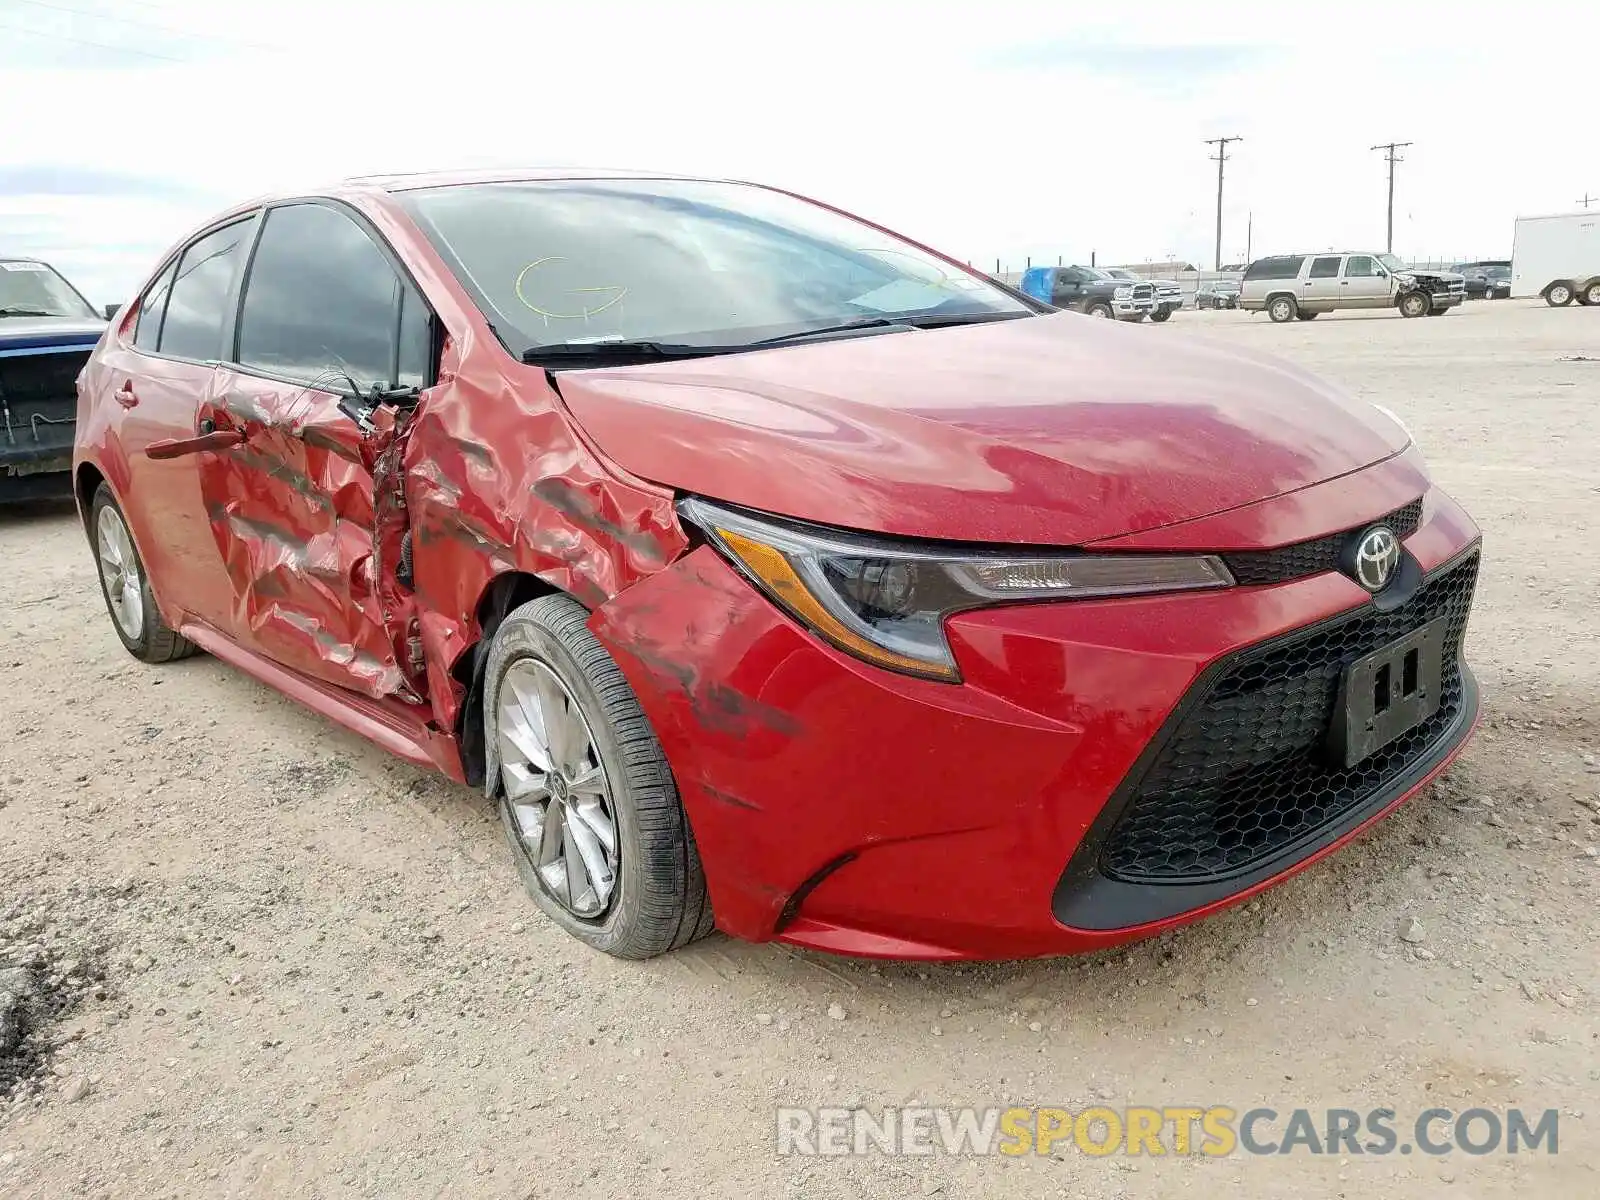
top-left (497, 658), bottom-right (619, 919)
top-left (96, 504), bottom-right (145, 640)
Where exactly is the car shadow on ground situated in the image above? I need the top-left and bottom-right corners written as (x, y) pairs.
top-left (0, 498), bottom-right (78, 526)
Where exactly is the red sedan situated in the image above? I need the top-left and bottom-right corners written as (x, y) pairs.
top-left (73, 170), bottom-right (1481, 960)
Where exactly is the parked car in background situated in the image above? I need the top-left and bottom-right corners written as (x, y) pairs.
top-left (1195, 279), bottom-right (1241, 309)
top-left (1018, 265), bottom-right (1156, 320)
top-left (1510, 213), bottom-right (1600, 306)
top-left (1104, 268), bottom-right (1183, 321)
top-left (75, 169), bottom-right (1481, 962)
top-left (1, 258), bottom-right (108, 502)
top-left (1452, 261), bottom-right (1511, 300)
top-left (1240, 252), bottom-right (1465, 321)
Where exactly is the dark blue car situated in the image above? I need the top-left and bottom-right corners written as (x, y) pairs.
top-left (0, 258), bottom-right (108, 502)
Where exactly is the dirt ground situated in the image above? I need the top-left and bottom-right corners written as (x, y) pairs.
top-left (1, 299), bottom-right (1596, 1199)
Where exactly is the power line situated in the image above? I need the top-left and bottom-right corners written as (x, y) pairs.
top-left (1203, 137), bottom-right (1242, 273)
top-left (0, 19), bottom-right (189, 62)
top-left (1371, 141), bottom-right (1413, 254)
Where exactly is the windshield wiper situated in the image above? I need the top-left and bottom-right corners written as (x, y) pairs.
top-left (751, 310), bottom-right (1033, 346)
top-left (0, 307), bottom-right (55, 318)
top-left (520, 340), bottom-right (738, 366)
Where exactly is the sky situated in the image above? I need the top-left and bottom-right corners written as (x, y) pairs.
top-left (0, 0), bottom-right (1587, 304)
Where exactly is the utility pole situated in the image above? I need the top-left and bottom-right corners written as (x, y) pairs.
top-left (1245, 211), bottom-right (1253, 265)
top-left (1578, 193), bottom-right (1598, 209)
top-left (1371, 141), bottom-right (1413, 254)
top-left (1204, 136), bottom-right (1242, 271)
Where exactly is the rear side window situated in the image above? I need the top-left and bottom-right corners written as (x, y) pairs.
top-left (159, 221), bottom-right (250, 361)
top-left (1309, 256), bottom-right (1341, 279)
top-left (133, 259), bottom-right (178, 351)
top-left (236, 203), bottom-right (428, 391)
top-left (1244, 256), bottom-right (1304, 281)
top-left (1343, 255), bottom-right (1379, 278)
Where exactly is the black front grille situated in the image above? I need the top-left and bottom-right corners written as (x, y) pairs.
top-left (1100, 550), bottom-right (1477, 884)
top-left (1222, 498), bottom-right (1423, 586)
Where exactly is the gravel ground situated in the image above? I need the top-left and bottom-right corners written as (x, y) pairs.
top-left (1, 299), bottom-right (1596, 1198)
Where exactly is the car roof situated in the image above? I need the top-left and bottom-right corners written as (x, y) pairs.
top-left (341, 166), bottom-right (711, 193)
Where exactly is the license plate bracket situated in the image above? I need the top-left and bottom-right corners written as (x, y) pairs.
top-left (1328, 616), bottom-right (1448, 768)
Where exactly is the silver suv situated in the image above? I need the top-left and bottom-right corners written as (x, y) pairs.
top-left (1239, 252), bottom-right (1465, 322)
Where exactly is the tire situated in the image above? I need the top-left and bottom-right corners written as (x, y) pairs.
top-left (1148, 309), bottom-right (1172, 323)
top-left (89, 484), bottom-right (198, 663)
top-left (1267, 295), bottom-right (1297, 323)
top-left (1295, 311), bottom-right (1319, 321)
top-left (1581, 282), bottom-right (1600, 306)
top-left (1398, 291), bottom-right (1430, 318)
top-left (1546, 283), bottom-right (1573, 307)
top-left (1086, 301), bottom-right (1113, 319)
top-left (483, 594), bottom-right (712, 958)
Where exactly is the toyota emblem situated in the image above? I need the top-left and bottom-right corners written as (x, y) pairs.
top-left (1347, 525), bottom-right (1402, 593)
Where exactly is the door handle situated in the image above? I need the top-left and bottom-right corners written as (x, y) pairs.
top-left (1340, 280), bottom-right (1350, 285)
top-left (115, 382), bottom-right (139, 408)
top-left (145, 430), bottom-right (244, 460)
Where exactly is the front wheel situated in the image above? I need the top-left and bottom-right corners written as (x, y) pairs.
top-left (1148, 309), bottom-right (1172, 323)
top-left (1398, 291), bottom-right (1430, 318)
top-left (1546, 283), bottom-right (1574, 307)
top-left (90, 484), bottom-right (198, 663)
top-left (483, 594), bottom-right (713, 958)
top-left (1085, 301), bottom-right (1113, 319)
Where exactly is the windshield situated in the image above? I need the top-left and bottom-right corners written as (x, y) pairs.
top-left (0, 260), bottom-right (98, 319)
top-left (402, 179), bottom-right (1032, 352)
top-left (1378, 253), bottom-right (1407, 273)
top-left (1103, 268), bottom-right (1136, 280)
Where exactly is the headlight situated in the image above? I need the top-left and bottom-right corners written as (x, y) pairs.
top-left (1394, 273), bottom-right (1416, 288)
top-left (679, 498), bottom-right (1234, 681)
top-left (1113, 285), bottom-right (1132, 299)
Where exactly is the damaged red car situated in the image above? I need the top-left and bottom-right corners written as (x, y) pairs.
top-left (73, 170), bottom-right (1481, 960)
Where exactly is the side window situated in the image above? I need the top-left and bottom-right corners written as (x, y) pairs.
top-left (397, 285), bottom-right (430, 388)
top-left (159, 221), bottom-right (250, 361)
top-left (1309, 256), bottom-right (1341, 279)
top-left (237, 203), bottom-right (428, 391)
top-left (133, 259), bottom-right (178, 351)
top-left (1245, 256), bottom-right (1303, 282)
top-left (1343, 255), bottom-right (1378, 278)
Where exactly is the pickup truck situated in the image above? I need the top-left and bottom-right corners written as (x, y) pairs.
top-left (1104, 268), bottom-right (1183, 321)
top-left (1018, 265), bottom-right (1157, 321)
top-left (0, 259), bottom-right (108, 502)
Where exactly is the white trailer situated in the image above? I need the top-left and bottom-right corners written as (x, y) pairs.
top-left (1511, 211), bottom-right (1600, 306)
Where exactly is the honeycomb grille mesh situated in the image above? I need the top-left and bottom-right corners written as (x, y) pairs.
top-left (1100, 550), bottom-right (1477, 884)
top-left (1223, 499), bottom-right (1424, 586)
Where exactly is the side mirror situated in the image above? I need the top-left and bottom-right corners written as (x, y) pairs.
top-left (103, 303), bottom-right (121, 320)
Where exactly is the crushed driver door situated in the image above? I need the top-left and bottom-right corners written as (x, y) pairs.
top-left (193, 369), bottom-right (423, 703)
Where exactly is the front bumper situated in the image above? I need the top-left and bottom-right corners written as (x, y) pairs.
top-left (592, 481), bottom-right (1482, 961)
top-left (1114, 299), bottom-right (1157, 319)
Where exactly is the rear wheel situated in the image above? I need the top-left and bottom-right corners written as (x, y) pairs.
top-left (1267, 295), bottom-right (1297, 323)
top-left (1085, 301), bottom-right (1113, 319)
top-left (90, 484), bottom-right (197, 663)
top-left (1546, 282), bottom-right (1574, 307)
top-left (1580, 282), bottom-right (1600, 306)
top-left (1398, 291), bottom-right (1430, 318)
top-left (483, 594), bottom-right (713, 958)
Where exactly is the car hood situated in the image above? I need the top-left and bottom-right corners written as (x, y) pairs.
top-left (0, 315), bottom-right (105, 353)
top-left (1408, 269), bottom-right (1464, 282)
top-left (551, 312), bottom-right (1411, 546)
